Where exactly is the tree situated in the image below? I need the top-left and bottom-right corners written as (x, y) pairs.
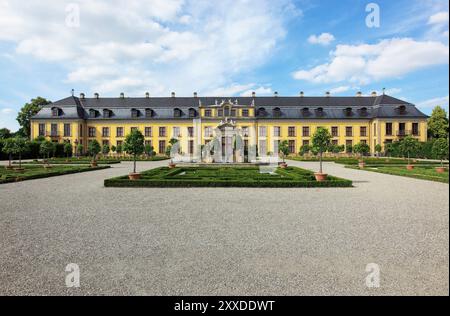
top-left (144, 144), bottom-right (154, 157)
top-left (116, 144), bottom-right (123, 157)
top-left (11, 137), bottom-right (28, 168)
top-left (353, 142), bottom-right (370, 161)
top-left (428, 106), bottom-right (449, 139)
top-left (0, 128), bottom-right (11, 139)
top-left (16, 97), bottom-right (51, 137)
top-left (102, 144), bottom-right (110, 156)
top-left (77, 144), bottom-right (84, 157)
top-left (123, 129), bottom-right (145, 174)
top-left (375, 144), bottom-right (382, 157)
top-left (88, 140), bottom-right (101, 162)
top-left (346, 144), bottom-right (353, 154)
top-left (312, 127), bottom-right (332, 174)
top-left (40, 141), bottom-right (55, 161)
top-left (64, 142), bottom-right (73, 160)
top-left (278, 140), bottom-right (290, 163)
top-left (2, 138), bottom-right (15, 168)
top-left (399, 136), bottom-right (420, 164)
top-left (299, 144), bottom-right (310, 156)
top-left (432, 138), bottom-right (449, 167)
top-left (111, 145), bottom-right (116, 153)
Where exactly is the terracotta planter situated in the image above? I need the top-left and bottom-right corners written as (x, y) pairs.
top-left (358, 161), bottom-right (366, 169)
top-left (5, 165), bottom-right (13, 170)
top-left (128, 173), bottom-right (141, 180)
top-left (435, 167), bottom-right (447, 173)
top-left (280, 162), bottom-right (288, 169)
top-left (44, 165), bottom-right (53, 169)
top-left (169, 163), bottom-right (176, 169)
top-left (314, 173), bottom-right (328, 182)
top-left (13, 168), bottom-right (25, 173)
top-left (406, 164), bottom-right (415, 170)
top-left (91, 161), bottom-right (98, 168)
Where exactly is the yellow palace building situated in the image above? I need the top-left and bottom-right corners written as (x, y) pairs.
top-left (30, 91), bottom-right (428, 158)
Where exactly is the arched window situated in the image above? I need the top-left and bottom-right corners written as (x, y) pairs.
top-left (344, 107), bottom-right (353, 116)
top-left (359, 107), bottom-right (368, 116)
top-left (89, 109), bottom-right (97, 118)
top-left (174, 108), bottom-right (182, 118)
top-left (397, 105), bottom-right (407, 114)
top-left (316, 107), bottom-right (324, 117)
top-left (273, 107), bottom-right (282, 117)
top-left (145, 108), bottom-right (154, 118)
top-left (188, 108), bottom-right (197, 118)
top-left (103, 109), bottom-right (112, 118)
top-left (131, 108), bottom-right (140, 118)
top-left (301, 107), bottom-right (310, 117)
top-left (52, 107), bottom-right (61, 117)
top-left (257, 107), bottom-right (267, 117)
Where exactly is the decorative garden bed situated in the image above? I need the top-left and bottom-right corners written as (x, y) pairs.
top-left (346, 165), bottom-right (449, 183)
top-left (1, 165), bottom-right (110, 184)
top-left (104, 166), bottom-right (353, 188)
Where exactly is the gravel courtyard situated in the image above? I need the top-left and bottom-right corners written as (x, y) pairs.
top-left (0, 160), bottom-right (448, 296)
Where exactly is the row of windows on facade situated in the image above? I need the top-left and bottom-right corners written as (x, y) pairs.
top-left (39, 122), bottom-right (420, 138)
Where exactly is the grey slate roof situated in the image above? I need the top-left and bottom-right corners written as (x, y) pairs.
top-left (32, 94), bottom-right (428, 120)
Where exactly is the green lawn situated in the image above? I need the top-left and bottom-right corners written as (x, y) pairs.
top-left (1, 165), bottom-right (110, 184)
top-left (346, 165), bottom-right (449, 183)
top-left (104, 166), bottom-right (353, 188)
top-left (288, 156), bottom-right (445, 166)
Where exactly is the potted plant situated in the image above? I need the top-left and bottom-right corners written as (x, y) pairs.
top-left (2, 138), bottom-right (15, 170)
top-left (375, 144), bottom-right (382, 157)
top-left (432, 138), bottom-right (448, 173)
top-left (299, 144), bottom-right (310, 157)
top-left (40, 140), bottom-right (54, 168)
top-left (102, 144), bottom-right (110, 158)
top-left (353, 142), bottom-right (370, 168)
top-left (123, 129), bottom-right (145, 179)
top-left (144, 144), bottom-right (154, 159)
top-left (278, 140), bottom-right (289, 168)
top-left (76, 143), bottom-right (83, 159)
top-left (399, 136), bottom-right (419, 170)
top-left (312, 127), bottom-right (332, 181)
top-left (116, 144), bottom-right (123, 159)
top-left (87, 140), bottom-right (101, 167)
top-left (63, 142), bottom-right (73, 162)
top-left (10, 137), bottom-right (28, 172)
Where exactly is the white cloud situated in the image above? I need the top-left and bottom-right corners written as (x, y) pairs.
top-left (0, 108), bottom-right (15, 114)
top-left (240, 86), bottom-right (273, 96)
top-left (293, 38), bottom-right (449, 84)
top-left (0, 0), bottom-right (298, 96)
top-left (329, 86), bottom-right (350, 94)
top-left (428, 12), bottom-right (449, 25)
top-left (417, 95), bottom-right (449, 110)
top-left (308, 33), bottom-right (335, 46)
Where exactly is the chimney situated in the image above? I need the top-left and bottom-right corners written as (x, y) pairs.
top-left (80, 93), bottom-right (85, 99)
top-left (300, 91), bottom-right (304, 97)
top-left (252, 91), bottom-right (256, 98)
top-left (171, 92), bottom-right (176, 98)
top-left (274, 91), bottom-right (278, 97)
top-left (193, 92), bottom-right (198, 98)
top-left (94, 93), bottom-right (99, 99)
top-left (382, 88), bottom-right (386, 95)
top-left (325, 91), bottom-right (330, 97)
top-left (145, 92), bottom-right (150, 98)
top-left (120, 92), bottom-right (125, 98)
top-left (356, 91), bottom-right (362, 97)
top-left (371, 91), bottom-right (377, 97)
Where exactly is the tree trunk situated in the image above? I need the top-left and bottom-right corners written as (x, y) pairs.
top-left (8, 153), bottom-right (12, 167)
top-left (19, 153), bottom-right (22, 169)
top-left (133, 154), bottom-right (137, 173)
top-left (319, 151), bottom-right (323, 174)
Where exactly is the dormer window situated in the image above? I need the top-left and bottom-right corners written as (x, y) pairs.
top-left (188, 108), bottom-right (197, 118)
top-left (145, 108), bottom-right (154, 118)
top-left (174, 108), bottom-right (182, 118)
top-left (131, 109), bottom-right (139, 118)
top-left (344, 107), bottom-right (353, 116)
top-left (301, 107), bottom-right (310, 116)
top-left (89, 109), bottom-right (97, 118)
top-left (273, 107), bottom-right (281, 118)
top-left (316, 107), bottom-right (324, 117)
top-left (51, 107), bottom-right (61, 117)
top-left (397, 105), bottom-right (407, 114)
top-left (360, 107), bottom-right (368, 116)
top-left (257, 108), bottom-right (267, 117)
top-left (103, 109), bottom-right (112, 118)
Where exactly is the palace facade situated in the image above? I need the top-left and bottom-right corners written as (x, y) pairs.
top-left (30, 92), bottom-right (428, 158)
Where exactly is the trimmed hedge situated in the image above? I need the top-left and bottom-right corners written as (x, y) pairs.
top-left (0, 165), bottom-right (110, 184)
top-left (346, 165), bottom-right (448, 183)
top-left (104, 166), bottom-right (353, 188)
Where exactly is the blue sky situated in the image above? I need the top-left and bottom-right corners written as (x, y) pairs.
top-left (0, 0), bottom-right (448, 131)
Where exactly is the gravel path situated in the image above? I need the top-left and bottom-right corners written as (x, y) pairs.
top-left (0, 160), bottom-right (448, 295)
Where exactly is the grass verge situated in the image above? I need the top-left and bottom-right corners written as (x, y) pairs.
top-left (346, 165), bottom-right (448, 183)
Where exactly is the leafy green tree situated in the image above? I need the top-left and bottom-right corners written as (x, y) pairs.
top-left (346, 144), bottom-right (353, 154)
top-left (111, 145), bottom-right (116, 153)
top-left (375, 144), bottom-right (382, 157)
top-left (63, 142), bottom-right (73, 159)
top-left (88, 140), bottom-right (101, 162)
top-left (123, 129), bottom-right (145, 173)
top-left (428, 106), bottom-right (449, 139)
top-left (2, 138), bottom-right (15, 168)
top-left (10, 137), bottom-right (28, 168)
top-left (399, 136), bottom-right (420, 164)
top-left (77, 144), bottom-right (84, 157)
top-left (299, 144), bottom-right (310, 156)
top-left (102, 144), bottom-right (110, 156)
top-left (16, 97), bottom-right (51, 137)
top-left (116, 144), bottom-right (123, 157)
top-left (353, 142), bottom-right (370, 161)
top-left (144, 144), bottom-right (154, 157)
top-left (432, 138), bottom-right (449, 167)
top-left (40, 140), bottom-right (55, 161)
top-left (278, 140), bottom-right (290, 163)
top-left (0, 128), bottom-right (11, 139)
top-left (312, 127), bottom-right (332, 174)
